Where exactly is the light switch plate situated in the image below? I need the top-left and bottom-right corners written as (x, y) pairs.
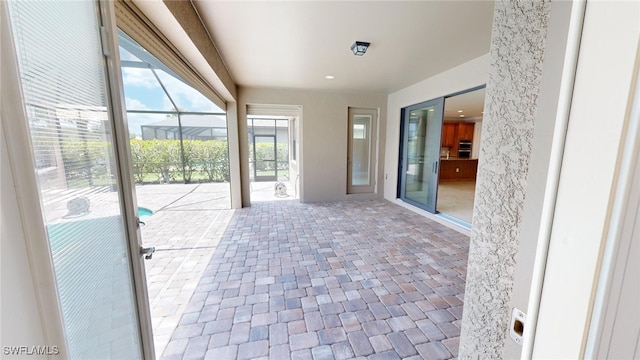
top-left (510, 308), bottom-right (526, 345)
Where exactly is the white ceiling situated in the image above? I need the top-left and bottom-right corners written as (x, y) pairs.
top-left (193, 1), bottom-right (495, 94)
top-left (444, 87), bottom-right (486, 122)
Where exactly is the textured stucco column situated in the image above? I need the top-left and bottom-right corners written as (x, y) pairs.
top-left (459, 1), bottom-right (551, 358)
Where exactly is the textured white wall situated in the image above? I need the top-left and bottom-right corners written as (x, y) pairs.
top-left (459, 1), bottom-right (551, 358)
top-left (504, 1), bottom-right (577, 357)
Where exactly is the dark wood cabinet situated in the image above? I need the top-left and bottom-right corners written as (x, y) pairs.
top-left (457, 123), bottom-right (474, 141)
top-left (441, 123), bottom-right (456, 147)
top-left (441, 122), bottom-right (474, 151)
top-left (439, 159), bottom-right (478, 181)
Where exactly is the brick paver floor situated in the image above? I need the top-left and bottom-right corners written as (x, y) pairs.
top-left (159, 199), bottom-right (469, 360)
top-left (137, 183), bottom-right (233, 355)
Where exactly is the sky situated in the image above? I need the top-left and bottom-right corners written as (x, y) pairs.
top-left (118, 46), bottom-right (225, 138)
top-left (120, 66), bottom-right (223, 113)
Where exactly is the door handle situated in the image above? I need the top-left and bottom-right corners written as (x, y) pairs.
top-left (434, 161), bottom-right (438, 173)
top-left (140, 246), bottom-right (155, 260)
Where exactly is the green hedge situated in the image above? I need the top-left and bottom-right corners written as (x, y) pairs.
top-left (129, 139), bottom-right (229, 184)
top-left (58, 138), bottom-right (231, 185)
top-left (253, 142), bottom-right (289, 171)
top-left (60, 139), bottom-right (110, 185)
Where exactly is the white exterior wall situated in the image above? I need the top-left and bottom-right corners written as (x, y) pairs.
top-left (238, 87), bottom-right (387, 205)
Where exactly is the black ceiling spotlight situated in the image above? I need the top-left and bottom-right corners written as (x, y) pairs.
top-left (351, 41), bottom-right (370, 56)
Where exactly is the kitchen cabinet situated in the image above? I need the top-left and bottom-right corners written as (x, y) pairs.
top-left (441, 123), bottom-right (456, 147)
top-left (457, 123), bottom-right (474, 141)
top-left (439, 159), bottom-right (478, 181)
top-left (441, 122), bottom-right (474, 148)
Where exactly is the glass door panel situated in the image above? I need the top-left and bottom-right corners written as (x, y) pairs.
top-left (7, 1), bottom-right (147, 358)
top-left (254, 135), bottom-right (277, 181)
top-left (400, 98), bottom-right (444, 213)
top-left (348, 108), bottom-right (377, 194)
top-left (352, 116), bottom-right (371, 185)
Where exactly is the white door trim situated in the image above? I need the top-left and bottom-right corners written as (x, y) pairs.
top-left (98, 1), bottom-right (155, 358)
top-left (584, 39), bottom-right (640, 359)
top-left (519, 1), bottom-right (586, 357)
top-left (531, 2), bottom-right (640, 358)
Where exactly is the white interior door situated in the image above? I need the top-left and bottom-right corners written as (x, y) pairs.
top-left (5, 0), bottom-right (153, 358)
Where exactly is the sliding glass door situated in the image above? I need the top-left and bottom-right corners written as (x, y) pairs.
top-left (399, 98), bottom-right (444, 213)
top-left (5, 0), bottom-right (153, 358)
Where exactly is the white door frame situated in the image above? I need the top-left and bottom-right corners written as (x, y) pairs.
top-left (99, 1), bottom-right (155, 358)
top-left (584, 33), bottom-right (640, 360)
top-left (529, 1), bottom-right (640, 358)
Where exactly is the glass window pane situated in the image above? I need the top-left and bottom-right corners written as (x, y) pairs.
top-left (402, 102), bottom-right (442, 212)
top-left (291, 119), bottom-right (297, 161)
top-left (7, 1), bottom-right (142, 358)
top-left (351, 115), bottom-right (371, 186)
top-left (248, 126), bottom-right (255, 182)
top-left (353, 124), bottom-right (366, 139)
top-left (254, 135), bottom-right (277, 181)
top-left (276, 122), bottom-right (289, 181)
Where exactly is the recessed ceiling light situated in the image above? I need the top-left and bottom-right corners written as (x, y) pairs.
top-left (459, 115), bottom-right (465, 117)
top-left (411, 112), bottom-right (416, 116)
top-left (428, 109), bottom-right (434, 112)
top-left (325, 75), bottom-right (335, 80)
top-left (457, 110), bottom-right (464, 113)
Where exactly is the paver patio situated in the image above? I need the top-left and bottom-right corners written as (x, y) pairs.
top-left (145, 196), bottom-right (469, 360)
top-left (137, 183), bottom-right (233, 356)
top-left (139, 182), bottom-right (298, 355)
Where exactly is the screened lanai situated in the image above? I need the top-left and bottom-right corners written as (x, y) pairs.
top-left (118, 30), bottom-right (229, 184)
top-left (116, 29), bottom-right (234, 356)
